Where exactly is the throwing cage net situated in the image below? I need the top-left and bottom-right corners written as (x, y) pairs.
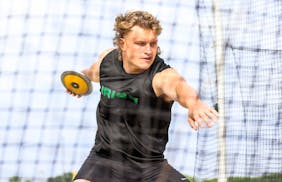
top-left (0, 0), bottom-right (281, 181)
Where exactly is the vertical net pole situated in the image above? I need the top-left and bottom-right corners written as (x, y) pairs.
top-left (212, 0), bottom-right (227, 181)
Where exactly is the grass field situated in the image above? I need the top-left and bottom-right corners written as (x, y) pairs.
top-left (187, 173), bottom-right (282, 182)
top-left (9, 172), bottom-right (282, 182)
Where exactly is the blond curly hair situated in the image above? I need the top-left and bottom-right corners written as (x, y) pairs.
top-left (113, 10), bottom-right (162, 60)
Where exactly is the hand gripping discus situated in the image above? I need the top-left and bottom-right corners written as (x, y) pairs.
top-left (61, 71), bottom-right (93, 96)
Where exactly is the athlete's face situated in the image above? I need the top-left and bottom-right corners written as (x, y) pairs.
top-left (120, 26), bottom-right (159, 74)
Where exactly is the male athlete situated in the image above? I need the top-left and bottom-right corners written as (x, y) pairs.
top-left (68, 10), bottom-right (219, 182)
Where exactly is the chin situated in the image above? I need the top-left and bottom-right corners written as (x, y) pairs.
top-left (140, 62), bottom-right (153, 69)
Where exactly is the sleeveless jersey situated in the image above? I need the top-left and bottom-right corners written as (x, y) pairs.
top-left (94, 49), bottom-right (173, 162)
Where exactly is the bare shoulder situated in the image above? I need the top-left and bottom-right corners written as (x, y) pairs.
top-left (82, 48), bottom-right (115, 82)
top-left (153, 68), bottom-right (181, 85)
top-left (97, 48), bottom-right (115, 63)
top-left (157, 68), bottom-right (180, 78)
top-left (152, 68), bottom-right (182, 100)
top-left (91, 48), bottom-right (115, 71)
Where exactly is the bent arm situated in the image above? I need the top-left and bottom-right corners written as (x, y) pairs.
top-left (66, 48), bottom-right (114, 98)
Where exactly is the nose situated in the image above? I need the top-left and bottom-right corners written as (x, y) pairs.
top-left (145, 44), bottom-right (152, 55)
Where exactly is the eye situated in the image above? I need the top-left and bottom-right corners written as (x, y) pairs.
top-left (136, 41), bottom-right (146, 46)
top-left (150, 41), bottom-right (157, 47)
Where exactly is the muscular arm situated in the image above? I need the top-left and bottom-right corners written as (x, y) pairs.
top-left (153, 68), bottom-right (219, 131)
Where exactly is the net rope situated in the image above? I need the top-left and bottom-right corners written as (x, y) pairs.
top-left (0, 0), bottom-right (281, 181)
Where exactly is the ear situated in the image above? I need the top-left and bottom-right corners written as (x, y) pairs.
top-left (119, 38), bottom-right (126, 51)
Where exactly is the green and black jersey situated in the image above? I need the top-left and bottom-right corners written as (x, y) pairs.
top-left (94, 49), bottom-right (173, 162)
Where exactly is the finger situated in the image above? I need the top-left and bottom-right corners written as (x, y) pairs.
top-left (205, 111), bottom-right (218, 123)
top-left (196, 118), bottom-right (205, 128)
top-left (192, 113), bottom-right (205, 128)
top-left (200, 113), bottom-right (212, 128)
top-left (66, 90), bottom-right (81, 98)
top-left (210, 108), bottom-right (220, 117)
top-left (188, 118), bottom-right (198, 131)
top-left (66, 90), bottom-right (76, 96)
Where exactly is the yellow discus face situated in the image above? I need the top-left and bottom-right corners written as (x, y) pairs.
top-left (61, 71), bottom-right (92, 95)
top-left (63, 74), bottom-right (88, 95)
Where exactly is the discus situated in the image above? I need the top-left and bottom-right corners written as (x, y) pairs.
top-left (61, 71), bottom-right (93, 96)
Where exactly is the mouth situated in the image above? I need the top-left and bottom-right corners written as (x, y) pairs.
top-left (142, 57), bottom-right (152, 62)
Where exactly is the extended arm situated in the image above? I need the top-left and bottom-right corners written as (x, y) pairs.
top-left (153, 68), bottom-right (219, 131)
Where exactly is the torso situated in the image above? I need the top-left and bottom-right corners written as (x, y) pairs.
top-left (94, 49), bottom-right (173, 162)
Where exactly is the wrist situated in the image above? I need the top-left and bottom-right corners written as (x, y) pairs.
top-left (185, 96), bottom-right (199, 110)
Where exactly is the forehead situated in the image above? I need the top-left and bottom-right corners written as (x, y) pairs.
top-left (125, 26), bottom-right (158, 41)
